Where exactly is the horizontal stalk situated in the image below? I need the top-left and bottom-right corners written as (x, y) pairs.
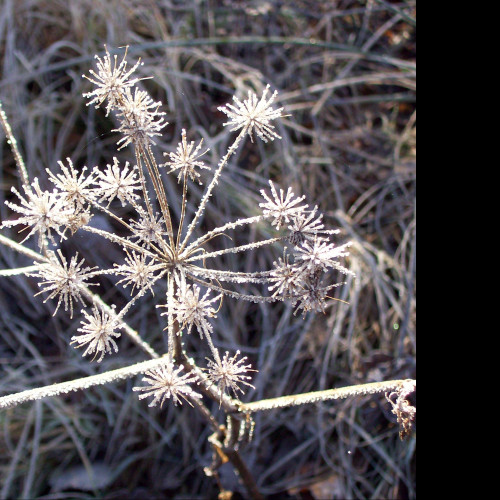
top-left (0, 357), bottom-right (173, 409)
top-left (238, 379), bottom-right (415, 413)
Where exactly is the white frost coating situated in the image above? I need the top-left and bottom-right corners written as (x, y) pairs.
top-left (239, 380), bottom-right (415, 413)
top-left (0, 357), bottom-right (171, 409)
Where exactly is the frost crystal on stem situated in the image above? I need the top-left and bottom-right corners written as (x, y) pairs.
top-left (218, 84), bottom-right (284, 142)
top-left (162, 129), bottom-right (210, 184)
top-left (207, 350), bottom-right (256, 400)
top-left (31, 250), bottom-right (97, 318)
top-left (47, 158), bottom-right (96, 209)
top-left (2, 178), bottom-right (73, 248)
top-left (114, 87), bottom-right (168, 150)
top-left (83, 46), bottom-right (144, 116)
top-left (260, 180), bottom-right (307, 230)
top-left (133, 362), bottom-right (201, 407)
top-left (71, 306), bottom-right (122, 363)
top-left (95, 158), bottom-right (141, 206)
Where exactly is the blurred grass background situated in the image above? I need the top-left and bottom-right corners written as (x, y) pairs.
top-left (0, 1), bottom-right (416, 498)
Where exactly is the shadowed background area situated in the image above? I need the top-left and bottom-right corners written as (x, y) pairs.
top-left (0, 1), bottom-right (416, 498)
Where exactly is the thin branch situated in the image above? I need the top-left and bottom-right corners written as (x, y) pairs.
top-left (81, 225), bottom-right (167, 263)
top-left (0, 234), bottom-right (49, 263)
top-left (166, 274), bottom-right (176, 361)
top-left (222, 445), bottom-right (264, 500)
top-left (0, 99), bottom-right (29, 187)
top-left (189, 396), bottom-right (221, 433)
top-left (180, 129), bottom-right (247, 253)
top-left (187, 273), bottom-right (279, 304)
top-left (142, 145), bottom-right (176, 249)
top-left (188, 267), bottom-right (273, 285)
top-left (0, 265), bottom-right (39, 277)
top-left (0, 357), bottom-right (171, 409)
top-left (177, 171), bottom-right (189, 249)
top-left (185, 214), bottom-right (265, 255)
top-left (239, 379), bottom-right (415, 413)
top-left (186, 236), bottom-right (284, 263)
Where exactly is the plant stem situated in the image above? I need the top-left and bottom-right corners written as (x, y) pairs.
top-left (239, 379), bottom-right (415, 413)
top-left (0, 99), bottom-right (29, 187)
top-left (0, 234), bottom-right (49, 263)
top-left (180, 129), bottom-right (247, 253)
top-left (223, 445), bottom-right (263, 500)
top-left (0, 265), bottom-right (39, 277)
top-left (0, 357), bottom-right (171, 409)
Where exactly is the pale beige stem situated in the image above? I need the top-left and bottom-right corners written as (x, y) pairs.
top-left (0, 357), bottom-right (170, 409)
top-left (180, 129), bottom-right (247, 253)
top-left (0, 99), bottom-right (29, 187)
top-left (239, 379), bottom-right (415, 413)
top-left (0, 234), bottom-right (49, 263)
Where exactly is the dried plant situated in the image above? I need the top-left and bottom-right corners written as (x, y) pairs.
top-left (0, 47), bottom-right (415, 499)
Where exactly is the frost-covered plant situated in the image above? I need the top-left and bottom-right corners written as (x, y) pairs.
top-left (0, 47), bottom-right (415, 499)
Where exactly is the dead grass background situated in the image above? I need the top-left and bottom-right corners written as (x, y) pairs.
top-left (0, 1), bottom-right (416, 498)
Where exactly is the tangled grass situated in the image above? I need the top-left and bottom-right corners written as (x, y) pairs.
top-left (0, 1), bottom-right (416, 498)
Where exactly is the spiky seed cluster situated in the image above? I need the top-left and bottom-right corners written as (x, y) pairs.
top-left (47, 158), bottom-right (96, 209)
top-left (167, 283), bottom-right (222, 340)
top-left (95, 158), bottom-right (141, 206)
top-left (260, 191), bottom-right (354, 314)
top-left (260, 180), bottom-right (307, 230)
top-left (162, 129), bottom-right (210, 184)
top-left (269, 237), bottom-right (354, 316)
top-left (46, 159), bottom-right (96, 235)
top-left (287, 207), bottom-right (339, 246)
top-left (115, 251), bottom-right (162, 294)
top-left (296, 238), bottom-right (351, 274)
top-left (83, 46), bottom-right (167, 150)
top-left (207, 350), bottom-right (256, 399)
top-left (129, 210), bottom-right (166, 248)
top-left (1, 46), bottom-right (353, 410)
top-left (257, 180), bottom-right (354, 315)
top-left (114, 88), bottom-right (168, 150)
top-left (133, 362), bottom-right (201, 407)
top-left (268, 252), bottom-right (301, 299)
top-left (31, 250), bottom-right (97, 318)
top-left (83, 46), bottom-right (144, 116)
top-left (71, 306), bottom-right (122, 363)
top-left (218, 84), bottom-right (284, 142)
top-left (1, 178), bottom-right (73, 248)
